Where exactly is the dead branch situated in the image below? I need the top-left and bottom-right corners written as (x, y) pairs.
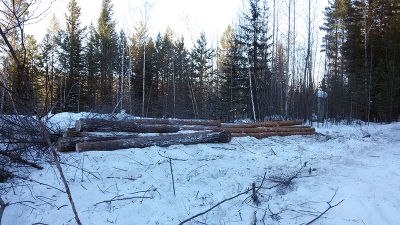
top-left (0, 196), bottom-right (10, 225)
top-left (93, 196), bottom-right (154, 206)
top-left (94, 187), bottom-right (157, 206)
top-left (179, 189), bottom-right (250, 225)
top-left (304, 189), bottom-right (344, 225)
top-left (0, 151), bottom-right (43, 170)
top-left (13, 175), bottom-right (65, 193)
top-left (268, 204), bottom-right (282, 221)
top-left (170, 158), bottom-right (176, 196)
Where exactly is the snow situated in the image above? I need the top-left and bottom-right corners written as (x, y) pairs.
top-left (2, 113), bottom-right (400, 224)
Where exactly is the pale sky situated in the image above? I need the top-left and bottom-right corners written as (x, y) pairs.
top-left (26, 0), bottom-right (243, 48)
top-left (26, 0), bottom-right (328, 48)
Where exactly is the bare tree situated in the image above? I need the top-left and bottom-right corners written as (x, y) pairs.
top-left (0, 1), bottom-right (82, 224)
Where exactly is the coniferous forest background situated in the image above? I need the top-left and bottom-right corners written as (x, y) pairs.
top-left (1, 0), bottom-right (399, 123)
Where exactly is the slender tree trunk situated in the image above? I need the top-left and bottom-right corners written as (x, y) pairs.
top-left (285, 0), bottom-right (291, 118)
top-left (142, 44), bottom-right (146, 117)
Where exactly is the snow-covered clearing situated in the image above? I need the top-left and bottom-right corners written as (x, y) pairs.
top-left (2, 113), bottom-right (400, 224)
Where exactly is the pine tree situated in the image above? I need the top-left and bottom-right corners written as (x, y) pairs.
top-left (320, 0), bottom-right (350, 121)
top-left (173, 36), bottom-right (192, 118)
top-left (237, 0), bottom-right (271, 121)
top-left (97, 0), bottom-right (118, 111)
top-left (84, 23), bottom-right (100, 109)
top-left (40, 14), bottom-right (61, 113)
top-left (191, 32), bottom-right (214, 119)
top-left (218, 25), bottom-right (243, 122)
top-left (58, 0), bottom-right (86, 112)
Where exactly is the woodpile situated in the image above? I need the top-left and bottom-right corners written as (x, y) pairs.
top-left (57, 118), bottom-right (315, 152)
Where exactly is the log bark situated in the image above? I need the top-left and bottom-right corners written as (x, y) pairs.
top-left (180, 125), bottom-right (221, 131)
top-left (222, 127), bottom-right (315, 134)
top-left (221, 120), bottom-right (303, 128)
top-left (75, 118), bottom-right (180, 133)
top-left (130, 118), bottom-right (221, 127)
top-left (231, 132), bottom-right (315, 139)
top-left (58, 135), bottom-right (139, 152)
top-left (75, 131), bottom-right (231, 152)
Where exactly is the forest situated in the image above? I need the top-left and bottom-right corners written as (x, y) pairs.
top-left (0, 0), bottom-right (399, 123)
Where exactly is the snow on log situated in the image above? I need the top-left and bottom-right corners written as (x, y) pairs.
top-left (231, 131), bottom-right (315, 139)
top-left (58, 135), bottom-right (139, 152)
top-left (222, 127), bottom-right (315, 134)
top-left (220, 120), bottom-right (303, 128)
top-left (75, 118), bottom-right (180, 133)
top-left (179, 125), bottom-right (221, 131)
top-left (75, 131), bottom-right (231, 152)
top-left (131, 118), bottom-right (221, 127)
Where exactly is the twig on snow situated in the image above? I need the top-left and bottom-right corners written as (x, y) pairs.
top-left (304, 189), bottom-right (344, 225)
top-left (170, 158), bottom-right (176, 196)
top-left (13, 175), bottom-right (65, 193)
top-left (179, 189), bottom-right (250, 225)
top-left (0, 196), bottom-right (10, 225)
top-left (94, 195), bottom-right (154, 206)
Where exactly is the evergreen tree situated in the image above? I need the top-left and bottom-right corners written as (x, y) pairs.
top-left (218, 25), bottom-right (243, 122)
top-left (115, 30), bottom-right (130, 113)
top-left (40, 14), bottom-right (61, 113)
top-left (368, 0), bottom-right (400, 122)
top-left (97, 0), bottom-right (118, 110)
top-left (58, 0), bottom-right (86, 112)
top-left (173, 36), bottom-right (192, 118)
top-left (237, 0), bottom-right (271, 121)
top-left (320, 0), bottom-right (350, 121)
top-left (25, 35), bottom-right (42, 111)
top-left (191, 32), bottom-right (214, 119)
top-left (84, 23), bottom-right (100, 110)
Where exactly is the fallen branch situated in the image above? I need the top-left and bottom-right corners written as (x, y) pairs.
top-left (0, 196), bottom-right (10, 225)
top-left (179, 189), bottom-right (250, 224)
top-left (94, 187), bottom-right (157, 206)
top-left (304, 189), bottom-right (344, 225)
top-left (0, 151), bottom-right (43, 170)
top-left (14, 175), bottom-right (65, 193)
top-left (93, 195), bottom-right (154, 206)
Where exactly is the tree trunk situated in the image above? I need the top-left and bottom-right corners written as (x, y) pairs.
top-left (75, 118), bottom-right (181, 132)
top-left (231, 131), bottom-right (315, 139)
top-left (76, 131), bottom-right (231, 152)
top-left (221, 127), bottom-right (315, 134)
top-left (75, 118), bottom-right (221, 132)
top-left (58, 135), bottom-right (139, 152)
top-left (220, 120), bottom-right (303, 128)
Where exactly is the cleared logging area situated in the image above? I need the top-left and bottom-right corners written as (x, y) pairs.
top-left (57, 118), bottom-right (315, 152)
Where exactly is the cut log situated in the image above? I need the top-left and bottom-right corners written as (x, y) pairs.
top-left (75, 131), bottom-right (231, 152)
top-left (58, 135), bottom-right (139, 152)
top-left (75, 118), bottom-right (219, 132)
top-left (130, 118), bottom-right (221, 127)
top-left (75, 118), bottom-right (180, 133)
top-left (231, 131), bottom-right (315, 139)
top-left (221, 120), bottom-right (303, 128)
top-left (222, 127), bottom-right (315, 133)
top-left (180, 125), bottom-right (221, 131)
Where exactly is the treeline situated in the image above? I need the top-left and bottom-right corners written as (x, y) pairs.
top-left (321, 0), bottom-right (400, 123)
top-left (1, 0), bottom-right (399, 123)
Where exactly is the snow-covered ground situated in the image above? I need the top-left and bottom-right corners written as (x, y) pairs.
top-left (2, 113), bottom-right (400, 224)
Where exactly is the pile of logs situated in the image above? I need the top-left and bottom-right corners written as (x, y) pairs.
top-left (57, 118), bottom-right (315, 152)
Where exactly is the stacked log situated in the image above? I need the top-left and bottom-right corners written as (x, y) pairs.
top-left (219, 120), bottom-right (315, 138)
top-left (58, 118), bottom-right (228, 152)
top-left (57, 118), bottom-right (314, 152)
